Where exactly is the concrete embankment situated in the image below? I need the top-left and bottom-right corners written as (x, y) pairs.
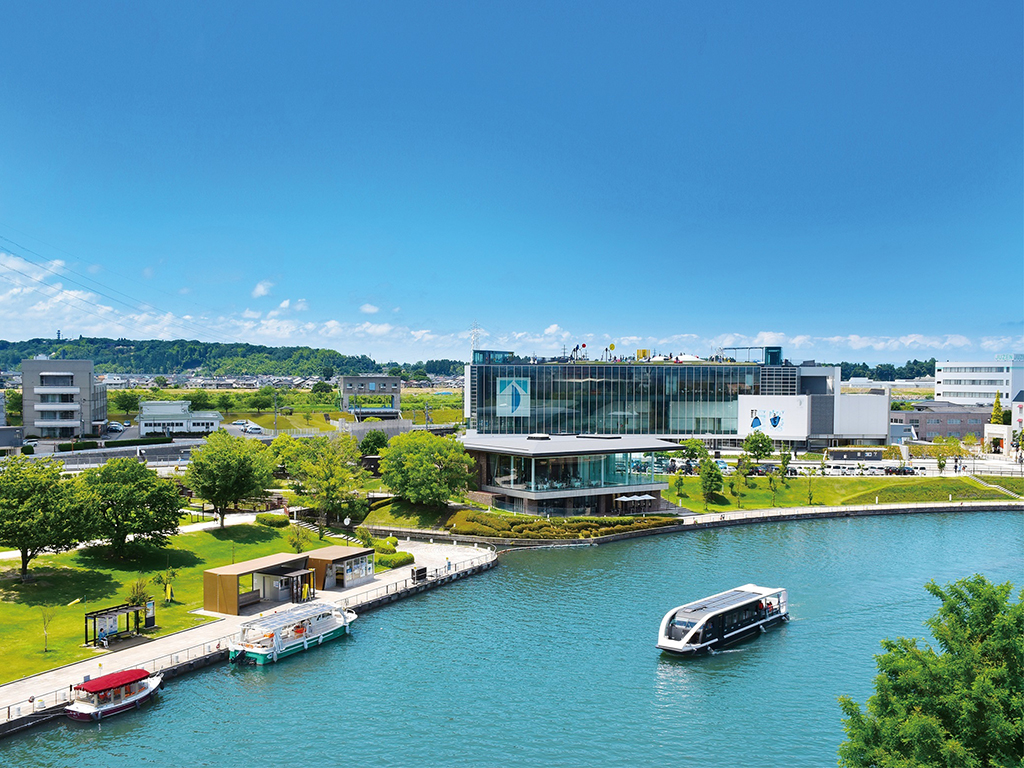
top-left (366, 499), bottom-right (1024, 550)
top-left (0, 541), bottom-right (495, 739)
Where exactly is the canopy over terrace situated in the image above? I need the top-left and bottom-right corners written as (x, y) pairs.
top-left (461, 433), bottom-right (678, 516)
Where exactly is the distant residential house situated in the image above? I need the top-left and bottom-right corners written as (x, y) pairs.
top-left (139, 400), bottom-right (223, 436)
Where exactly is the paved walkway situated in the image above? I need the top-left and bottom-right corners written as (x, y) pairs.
top-left (0, 539), bottom-right (491, 721)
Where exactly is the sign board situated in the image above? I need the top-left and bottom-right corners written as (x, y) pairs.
top-left (145, 600), bottom-right (156, 628)
top-left (496, 378), bottom-right (530, 417)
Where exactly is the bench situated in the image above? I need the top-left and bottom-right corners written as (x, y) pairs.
top-left (238, 589), bottom-right (261, 608)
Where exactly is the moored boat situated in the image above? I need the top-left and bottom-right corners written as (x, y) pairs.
top-left (657, 583), bottom-right (789, 655)
top-left (65, 669), bottom-right (163, 721)
top-left (228, 602), bottom-right (357, 665)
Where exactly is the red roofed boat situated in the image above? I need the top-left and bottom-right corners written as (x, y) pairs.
top-left (65, 669), bottom-right (163, 721)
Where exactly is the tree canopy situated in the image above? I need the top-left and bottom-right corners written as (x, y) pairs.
top-left (111, 390), bottom-right (141, 415)
top-left (360, 430), bottom-right (389, 456)
top-left (297, 435), bottom-right (366, 524)
top-left (379, 431), bottom-right (474, 508)
top-left (991, 391), bottom-right (1003, 425)
top-left (743, 431), bottom-right (774, 463)
top-left (673, 438), bottom-right (710, 462)
top-left (698, 458), bottom-right (723, 510)
top-left (185, 431), bottom-right (274, 527)
top-left (80, 457), bottom-right (183, 556)
top-left (0, 456), bottom-right (92, 581)
top-left (838, 574), bottom-right (1023, 767)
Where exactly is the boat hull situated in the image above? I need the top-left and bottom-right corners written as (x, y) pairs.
top-left (229, 623), bottom-right (349, 665)
top-left (658, 613), bottom-right (788, 656)
top-left (65, 678), bottom-right (161, 721)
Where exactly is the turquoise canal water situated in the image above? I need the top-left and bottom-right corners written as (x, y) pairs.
top-left (5, 510), bottom-right (1022, 767)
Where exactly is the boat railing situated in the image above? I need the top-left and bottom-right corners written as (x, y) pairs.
top-left (0, 630), bottom-right (242, 725)
top-left (336, 548), bottom-right (498, 611)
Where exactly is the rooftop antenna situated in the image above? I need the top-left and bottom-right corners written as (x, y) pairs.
top-left (470, 321), bottom-right (480, 351)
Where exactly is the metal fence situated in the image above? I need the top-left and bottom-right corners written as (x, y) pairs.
top-left (336, 549), bottom-right (497, 610)
top-left (2, 630), bottom-right (240, 724)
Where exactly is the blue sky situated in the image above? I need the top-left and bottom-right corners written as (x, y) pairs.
top-left (1, 2), bottom-right (1021, 365)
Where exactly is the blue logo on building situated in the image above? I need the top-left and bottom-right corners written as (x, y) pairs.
top-left (497, 378), bottom-right (530, 417)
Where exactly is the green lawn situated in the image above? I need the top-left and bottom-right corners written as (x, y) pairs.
top-left (663, 475), bottom-right (1007, 513)
top-left (363, 498), bottom-right (453, 529)
top-left (0, 525), bottom-right (353, 684)
top-left (979, 476), bottom-right (1024, 496)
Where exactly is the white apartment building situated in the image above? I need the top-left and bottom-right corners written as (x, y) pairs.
top-left (138, 400), bottom-right (222, 436)
top-left (934, 355), bottom-right (1023, 407)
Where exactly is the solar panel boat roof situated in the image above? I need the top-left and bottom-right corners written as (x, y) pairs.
top-left (675, 589), bottom-right (762, 619)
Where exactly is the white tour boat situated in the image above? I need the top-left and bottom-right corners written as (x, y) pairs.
top-left (65, 669), bottom-right (163, 721)
top-left (657, 583), bottom-right (789, 655)
top-left (228, 602), bottom-right (357, 665)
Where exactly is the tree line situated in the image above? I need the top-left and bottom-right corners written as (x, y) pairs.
top-left (837, 358), bottom-right (936, 382)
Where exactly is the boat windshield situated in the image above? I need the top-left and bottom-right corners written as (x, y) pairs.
top-left (671, 618), bottom-right (696, 630)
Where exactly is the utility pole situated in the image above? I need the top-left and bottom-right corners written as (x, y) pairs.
top-left (273, 390), bottom-right (278, 432)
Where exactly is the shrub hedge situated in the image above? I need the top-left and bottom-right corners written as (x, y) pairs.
top-left (376, 551), bottom-right (414, 569)
top-left (449, 510), bottom-right (677, 539)
top-left (256, 513), bottom-right (290, 528)
top-left (56, 440), bottom-right (99, 452)
top-left (114, 437), bottom-right (174, 448)
top-left (21, 445), bottom-right (34, 455)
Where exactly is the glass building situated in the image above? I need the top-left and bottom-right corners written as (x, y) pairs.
top-left (469, 359), bottom-right (784, 437)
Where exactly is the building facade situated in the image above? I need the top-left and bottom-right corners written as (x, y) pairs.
top-left (21, 358), bottom-right (108, 439)
top-left (887, 401), bottom-right (992, 442)
top-left (139, 400), bottom-right (223, 436)
top-left (465, 351), bottom-right (889, 449)
top-left (934, 355), bottom-right (1023, 406)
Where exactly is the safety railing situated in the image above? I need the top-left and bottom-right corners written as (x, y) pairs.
top-left (336, 549), bottom-right (497, 610)
top-left (1, 631), bottom-right (240, 724)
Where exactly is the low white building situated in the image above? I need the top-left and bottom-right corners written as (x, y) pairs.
top-left (139, 400), bottom-right (222, 436)
top-left (935, 355), bottom-right (1023, 406)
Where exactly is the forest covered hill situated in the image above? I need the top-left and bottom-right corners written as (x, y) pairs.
top-left (0, 337), bottom-right (382, 376)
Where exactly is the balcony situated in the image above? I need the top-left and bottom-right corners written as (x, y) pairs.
top-left (33, 386), bottom-right (80, 395)
top-left (34, 419), bottom-right (81, 428)
top-left (34, 403), bottom-right (81, 411)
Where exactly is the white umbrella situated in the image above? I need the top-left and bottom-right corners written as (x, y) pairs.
top-left (633, 494), bottom-right (656, 501)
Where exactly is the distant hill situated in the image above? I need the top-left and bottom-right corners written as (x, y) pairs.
top-left (0, 337), bottom-right (381, 376)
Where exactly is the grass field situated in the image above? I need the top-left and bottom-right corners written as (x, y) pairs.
top-left (364, 498), bottom-right (453, 529)
top-left (663, 475), bottom-right (1006, 513)
top-left (0, 525), bottom-right (353, 684)
top-left (979, 476), bottom-right (1024, 496)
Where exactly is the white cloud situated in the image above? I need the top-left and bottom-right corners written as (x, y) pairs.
top-left (294, 299), bottom-right (309, 311)
top-left (178, 286), bottom-right (191, 295)
top-left (279, 299), bottom-right (290, 309)
top-left (242, 309), bottom-right (261, 319)
top-left (142, 266), bottom-right (155, 279)
top-left (251, 280), bottom-right (273, 298)
top-left (360, 303), bottom-right (380, 314)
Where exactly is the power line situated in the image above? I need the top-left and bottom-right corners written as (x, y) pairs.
top-left (0, 235), bottom-right (247, 343)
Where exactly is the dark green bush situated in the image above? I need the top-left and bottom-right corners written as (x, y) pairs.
top-left (376, 551), bottom-right (414, 569)
top-left (21, 445), bottom-right (34, 455)
top-left (256, 513), bottom-right (290, 528)
top-left (56, 440), bottom-right (99, 452)
top-left (115, 437), bottom-right (174, 448)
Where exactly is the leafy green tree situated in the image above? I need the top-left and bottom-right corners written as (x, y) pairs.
top-left (249, 392), bottom-right (272, 413)
top-left (80, 457), bottom-right (183, 557)
top-left (388, 366), bottom-right (403, 378)
top-left (321, 365), bottom-right (334, 381)
top-left (673, 438), bottom-right (709, 463)
top-left (153, 375), bottom-right (168, 388)
top-left (838, 574), bottom-right (1023, 767)
top-left (185, 431), bottom-right (274, 527)
top-left (4, 389), bottom-right (23, 418)
top-left (124, 576), bottom-right (150, 606)
top-left (698, 458), bottom-right (723, 511)
top-left (743, 431), bottom-right (773, 464)
top-left (779, 447), bottom-right (792, 477)
top-left (112, 390), bottom-right (141, 416)
top-left (189, 389), bottom-right (213, 411)
top-left (736, 454), bottom-right (753, 489)
top-left (991, 391), bottom-right (1003, 424)
top-left (286, 524), bottom-right (313, 553)
top-left (0, 456), bottom-right (92, 581)
top-left (300, 435), bottom-right (366, 524)
top-left (673, 471), bottom-right (688, 500)
top-left (804, 467), bottom-right (816, 505)
top-left (360, 430), bottom-right (389, 456)
top-left (380, 432), bottom-right (474, 508)
top-left (311, 381), bottom-right (333, 395)
top-left (765, 467), bottom-right (780, 506)
top-left (216, 392), bottom-right (234, 413)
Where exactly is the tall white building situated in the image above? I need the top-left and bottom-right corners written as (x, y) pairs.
top-left (934, 355), bottom-right (1023, 407)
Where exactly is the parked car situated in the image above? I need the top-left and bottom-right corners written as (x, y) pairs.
top-left (106, 423), bottom-right (124, 433)
top-left (243, 425), bottom-right (263, 434)
top-left (122, 421), bottom-right (132, 428)
top-left (232, 420), bottom-right (247, 426)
